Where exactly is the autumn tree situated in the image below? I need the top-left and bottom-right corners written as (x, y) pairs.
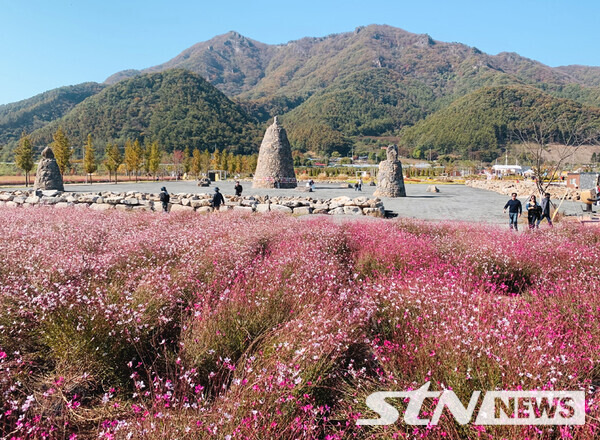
top-left (201, 149), bottom-right (211, 175)
top-left (83, 134), bottom-right (97, 184)
top-left (183, 147), bottom-right (192, 176)
top-left (124, 139), bottom-right (144, 181)
top-left (104, 143), bottom-right (123, 183)
top-left (148, 141), bottom-right (161, 178)
top-left (211, 148), bottom-right (221, 170)
top-left (133, 139), bottom-right (144, 181)
top-left (14, 131), bottom-right (34, 186)
top-left (172, 150), bottom-right (184, 177)
top-left (226, 151), bottom-right (235, 175)
top-left (191, 148), bottom-right (202, 178)
top-left (52, 126), bottom-right (72, 175)
top-left (515, 112), bottom-right (600, 195)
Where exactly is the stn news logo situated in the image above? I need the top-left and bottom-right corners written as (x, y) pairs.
top-left (357, 382), bottom-right (585, 426)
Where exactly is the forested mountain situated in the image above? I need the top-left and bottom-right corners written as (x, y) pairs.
top-left (29, 70), bottom-right (261, 155)
top-left (0, 82), bottom-right (104, 147)
top-left (106, 25), bottom-right (600, 109)
top-left (3, 24), bottom-right (600, 161)
top-left (400, 85), bottom-right (600, 160)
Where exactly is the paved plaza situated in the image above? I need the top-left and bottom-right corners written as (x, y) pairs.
top-left (4, 179), bottom-right (583, 225)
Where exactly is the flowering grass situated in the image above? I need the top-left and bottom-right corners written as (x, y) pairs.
top-left (0, 208), bottom-right (598, 439)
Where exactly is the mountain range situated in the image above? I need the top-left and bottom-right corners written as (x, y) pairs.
top-left (2, 24), bottom-right (600, 161)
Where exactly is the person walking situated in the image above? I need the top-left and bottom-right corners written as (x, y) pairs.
top-left (234, 181), bottom-right (243, 197)
top-left (503, 192), bottom-right (522, 231)
top-left (159, 186), bottom-right (170, 213)
top-left (358, 178), bottom-right (363, 191)
top-left (537, 193), bottom-right (553, 227)
top-left (526, 195), bottom-right (542, 230)
top-left (211, 187), bottom-right (225, 211)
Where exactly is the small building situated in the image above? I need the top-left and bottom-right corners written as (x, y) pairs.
top-left (208, 170), bottom-right (227, 181)
top-left (492, 164), bottom-right (531, 177)
top-left (566, 172), bottom-right (599, 190)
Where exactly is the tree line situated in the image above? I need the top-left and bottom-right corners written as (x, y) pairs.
top-left (14, 127), bottom-right (259, 186)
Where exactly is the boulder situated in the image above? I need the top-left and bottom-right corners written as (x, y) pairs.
top-left (170, 204), bottom-right (194, 213)
top-left (269, 204), bottom-right (293, 213)
top-left (233, 206), bottom-right (254, 213)
top-left (343, 206), bottom-right (363, 215)
top-left (25, 196), bottom-right (40, 204)
top-left (33, 147), bottom-right (64, 191)
top-left (293, 206), bottom-right (312, 215)
top-left (89, 203), bottom-right (113, 211)
top-left (363, 207), bottom-right (386, 217)
top-left (329, 207), bottom-right (345, 215)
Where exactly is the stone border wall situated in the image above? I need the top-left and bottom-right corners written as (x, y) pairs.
top-left (465, 179), bottom-right (581, 200)
top-left (0, 190), bottom-right (386, 217)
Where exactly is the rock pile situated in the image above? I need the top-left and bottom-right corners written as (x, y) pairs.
top-left (0, 190), bottom-right (386, 217)
top-left (465, 180), bottom-right (580, 200)
top-left (253, 116), bottom-right (297, 189)
top-left (33, 147), bottom-right (64, 191)
top-left (374, 145), bottom-right (406, 197)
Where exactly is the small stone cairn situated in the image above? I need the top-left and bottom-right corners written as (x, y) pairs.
top-left (374, 145), bottom-right (406, 197)
top-left (253, 116), bottom-right (297, 189)
top-left (33, 147), bottom-right (64, 191)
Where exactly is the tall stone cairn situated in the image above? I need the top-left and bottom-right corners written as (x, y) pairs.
top-left (374, 144), bottom-right (406, 197)
top-left (34, 147), bottom-right (64, 191)
top-left (252, 116), bottom-right (297, 189)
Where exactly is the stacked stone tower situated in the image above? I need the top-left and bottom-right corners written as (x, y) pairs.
top-left (34, 147), bottom-right (64, 191)
top-left (374, 144), bottom-right (406, 197)
top-left (252, 116), bottom-right (297, 189)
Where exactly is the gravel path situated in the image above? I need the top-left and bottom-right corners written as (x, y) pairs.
top-left (5, 180), bottom-right (582, 225)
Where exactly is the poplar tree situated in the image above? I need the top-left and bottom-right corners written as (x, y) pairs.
top-left (183, 147), bottom-right (192, 175)
top-left (15, 131), bottom-right (34, 186)
top-left (133, 139), bottom-right (144, 181)
top-left (124, 139), bottom-right (137, 181)
top-left (148, 141), bottom-right (161, 178)
top-left (191, 148), bottom-right (202, 178)
top-left (52, 127), bottom-right (72, 175)
top-left (105, 143), bottom-right (123, 183)
top-left (83, 134), bottom-right (97, 183)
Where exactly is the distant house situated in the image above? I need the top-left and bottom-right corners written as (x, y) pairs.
top-left (492, 164), bottom-right (531, 176)
top-left (566, 172), bottom-right (599, 190)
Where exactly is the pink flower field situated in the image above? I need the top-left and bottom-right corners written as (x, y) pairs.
top-left (0, 208), bottom-right (599, 439)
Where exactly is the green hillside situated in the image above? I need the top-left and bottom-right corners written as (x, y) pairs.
top-left (399, 85), bottom-right (600, 160)
top-left (30, 70), bottom-right (262, 155)
top-left (0, 82), bottom-right (104, 151)
top-left (4, 25), bottom-right (600, 160)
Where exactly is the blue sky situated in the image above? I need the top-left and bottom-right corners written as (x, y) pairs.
top-left (1, 0), bottom-right (599, 105)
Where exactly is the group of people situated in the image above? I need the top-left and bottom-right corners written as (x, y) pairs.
top-left (503, 192), bottom-right (553, 231)
top-left (159, 183), bottom-right (235, 213)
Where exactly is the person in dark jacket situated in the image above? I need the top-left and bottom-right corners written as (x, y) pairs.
top-left (525, 195), bottom-right (542, 230)
top-left (503, 192), bottom-right (522, 231)
top-left (234, 181), bottom-right (243, 197)
top-left (537, 193), bottom-right (553, 227)
top-left (212, 187), bottom-right (225, 211)
top-left (159, 187), bottom-right (170, 212)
